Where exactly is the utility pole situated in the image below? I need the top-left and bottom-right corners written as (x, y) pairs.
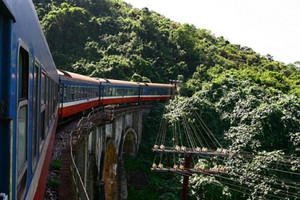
top-left (169, 79), bottom-right (180, 99)
top-left (182, 154), bottom-right (191, 200)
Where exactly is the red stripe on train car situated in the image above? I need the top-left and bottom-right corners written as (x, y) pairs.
top-left (140, 96), bottom-right (171, 101)
top-left (102, 97), bottom-right (139, 105)
top-left (60, 99), bottom-right (99, 118)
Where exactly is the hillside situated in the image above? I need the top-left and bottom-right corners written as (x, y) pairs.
top-left (34, 0), bottom-right (300, 199)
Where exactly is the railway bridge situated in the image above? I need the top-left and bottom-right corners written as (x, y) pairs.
top-left (69, 103), bottom-right (154, 200)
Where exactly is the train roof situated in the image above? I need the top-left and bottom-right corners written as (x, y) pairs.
top-left (101, 79), bottom-right (139, 86)
top-left (139, 82), bottom-right (174, 88)
top-left (58, 70), bottom-right (100, 84)
top-left (58, 70), bottom-right (174, 88)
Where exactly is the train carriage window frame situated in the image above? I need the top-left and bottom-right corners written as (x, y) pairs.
top-left (74, 86), bottom-right (78, 100)
top-left (59, 84), bottom-right (63, 106)
top-left (32, 60), bottom-right (39, 171)
top-left (64, 85), bottom-right (67, 102)
top-left (50, 79), bottom-right (53, 118)
top-left (40, 70), bottom-right (46, 151)
top-left (70, 85), bottom-right (74, 101)
top-left (46, 76), bottom-right (50, 128)
top-left (44, 75), bottom-right (48, 128)
top-left (17, 46), bottom-right (29, 200)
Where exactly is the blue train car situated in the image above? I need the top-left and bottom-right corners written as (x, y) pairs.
top-left (0, 0), bottom-right (59, 199)
top-left (101, 79), bottom-right (140, 105)
top-left (57, 70), bottom-right (174, 118)
top-left (139, 82), bottom-right (173, 101)
top-left (58, 70), bottom-right (101, 118)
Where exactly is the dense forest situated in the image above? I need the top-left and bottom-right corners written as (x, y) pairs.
top-left (34, 0), bottom-right (300, 199)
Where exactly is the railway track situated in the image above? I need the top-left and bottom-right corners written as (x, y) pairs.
top-left (44, 119), bottom-right (80, 200)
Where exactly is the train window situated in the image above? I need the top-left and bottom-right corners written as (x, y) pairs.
top-left (67, 85), bottom-right (70, 102)
top-left (95, 87), bottom-right (98, 97)
top-left (48, 77), bottom-right (51, 124)
top-left (17, 103), bottom-right (28, 200)
top-left (64, 86), bottom-right (67, 102)
top-left (17, 47), bottom-right (29, 200)
top-left (49, 80), bottom-right (52, 119)
top-left (40, 110), bottom-right (45, 150)
top-left (40, 71), bottom-right (46, 151)
top-left (78, 86), bottom-right (80, 100)
top-left (50, 79), bottom-right (53, 118)
top-left (32, 63), bottom-right (39, 170)
top-left (70, 85), bottom-right (74, 101)
top-left (55, 84), bottom-right (58, 109)
top-left (46, 76), bottom-right (50, 127)
top-left (59, 85), bottom-right (63, 102)
top-left (85, 87), bottom-right (87, 99)
top-left (41, 72), bottom-right (45, 105)
top-left (18, 48), bottom-right (29, 100)
top-left (76, 86), bottom-right (78, 100)
top-left (44, 76), bottom-right (48, 126)
top-left (50, 80), bottom-right (53, 117)
top-left (52, 82), bottom-right (55, 114)
top-left (104, 87), bottom-right (108, 96)
top-left (78, 86), bottom-right (80, 99)
top-left (54, 84), bottom-right (58, 112)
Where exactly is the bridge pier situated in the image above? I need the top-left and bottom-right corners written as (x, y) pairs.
top-left (70, 105), bottom-right (152, 200)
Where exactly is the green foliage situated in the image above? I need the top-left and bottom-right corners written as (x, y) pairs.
top-left (190, 175), bottom-right (232, 200)
top-left (47, 176), bottom-right (62, 188)
top-left (50, 158), bottom-right (62, 170)
top-left (125, 103), bottom-right (182, 199)
top-left (167, 74), bottom-right (300, 199)
top-left (33, 0), bottom-right (300, 199)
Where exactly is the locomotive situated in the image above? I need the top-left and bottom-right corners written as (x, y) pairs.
top-left (0, 0), bottom-right (174, 199)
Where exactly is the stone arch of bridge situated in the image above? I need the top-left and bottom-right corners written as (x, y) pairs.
top-left (102, 140), bottom-right (118, 200)
top-left (116, 127), bottom-right (138, 200)
top-left (121, 127), bottom-right (138, 158)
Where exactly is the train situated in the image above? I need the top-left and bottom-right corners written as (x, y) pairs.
top-left (58, 69), bottom-right (173, 118)
top-left (0, 0), bottom-right (174, 200)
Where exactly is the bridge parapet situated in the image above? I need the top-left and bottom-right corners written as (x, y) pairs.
top-left (70, 104), bottom-right (153, 200)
